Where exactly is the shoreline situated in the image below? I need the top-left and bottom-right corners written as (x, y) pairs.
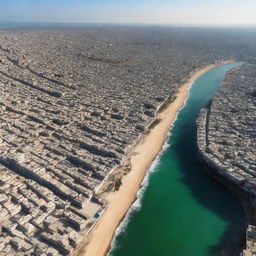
top-left (78, 59), bottom-right (235, 256)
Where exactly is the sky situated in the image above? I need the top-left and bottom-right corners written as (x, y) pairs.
top-left (0, 0), bottom-right (256, 26)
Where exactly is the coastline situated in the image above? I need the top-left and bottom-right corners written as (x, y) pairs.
top-left (78, 59), bottom-right (235, 256)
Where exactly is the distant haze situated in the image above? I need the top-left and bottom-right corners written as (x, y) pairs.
top-left (0, 0), bottom-right (256, 26)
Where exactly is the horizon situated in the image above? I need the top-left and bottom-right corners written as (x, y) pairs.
top-left (0, 0), bottom-right (256, 27)
top-left (1, 21), bottom-right (256, 29)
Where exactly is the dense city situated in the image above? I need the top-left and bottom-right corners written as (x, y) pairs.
top-left (0, 27), bottom-right (255, 255)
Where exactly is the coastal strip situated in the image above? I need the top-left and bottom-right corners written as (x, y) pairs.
top-left (79, 59), bottom-right (235, 256)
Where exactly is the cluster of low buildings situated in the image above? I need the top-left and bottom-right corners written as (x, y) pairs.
top-left (0, 165), bottom-right (90, 255)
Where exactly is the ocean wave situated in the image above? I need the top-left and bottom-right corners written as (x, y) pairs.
top-left (168, 81), bottom-right (195, 138)
top-left (181, 81), bottom-right (194, 109)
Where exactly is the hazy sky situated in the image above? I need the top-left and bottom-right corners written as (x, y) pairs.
top-left (0, 0), bottom-right (256, 26)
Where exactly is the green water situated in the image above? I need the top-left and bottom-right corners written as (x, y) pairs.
top-left (109, 62), bottom-right (245, 256)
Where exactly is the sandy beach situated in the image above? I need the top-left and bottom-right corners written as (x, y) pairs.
top-left (78, 59), bottom-right (234, 256)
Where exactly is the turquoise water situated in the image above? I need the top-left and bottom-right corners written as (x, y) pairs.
top-left (109, 62), bottom-right (245, 256)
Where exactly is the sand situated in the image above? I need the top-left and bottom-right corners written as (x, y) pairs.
top-left (79, 60), bottom-right (234, 256)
